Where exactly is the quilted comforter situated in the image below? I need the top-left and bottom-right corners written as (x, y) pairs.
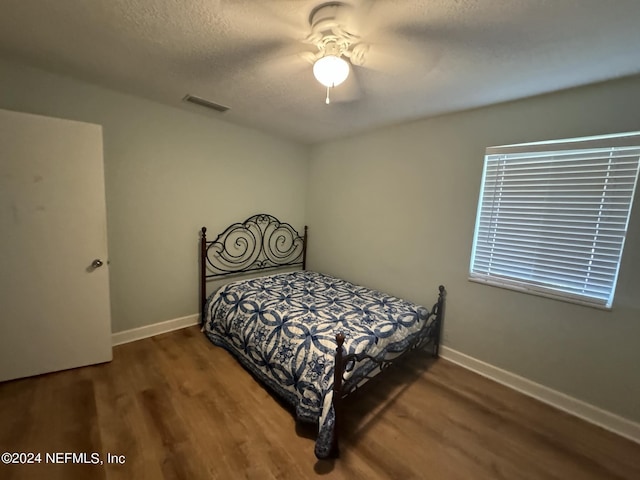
top-left (202, 270), bottom-right (432, 458)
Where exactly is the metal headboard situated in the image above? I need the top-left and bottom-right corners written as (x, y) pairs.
top-left (200, 213), bottom-right (307, 315)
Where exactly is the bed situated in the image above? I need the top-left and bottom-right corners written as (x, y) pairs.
top-left (200, 214), bottom-right (445, 459)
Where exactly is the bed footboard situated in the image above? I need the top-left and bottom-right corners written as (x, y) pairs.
top-left (329, 285), bottom-right (446, 457)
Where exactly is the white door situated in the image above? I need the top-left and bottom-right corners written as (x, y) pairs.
top-left (0, 108), bottom-right (112, 382)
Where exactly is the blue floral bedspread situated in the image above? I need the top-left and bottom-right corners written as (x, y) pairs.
top-left (202, 270), bottom-right (432, 458)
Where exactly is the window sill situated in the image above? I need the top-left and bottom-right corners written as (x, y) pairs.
top-left (467, 276), bottom-right (612, 311)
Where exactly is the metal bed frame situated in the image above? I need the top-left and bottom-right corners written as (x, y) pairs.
top-left (200, 213), bottom-right (445, 458)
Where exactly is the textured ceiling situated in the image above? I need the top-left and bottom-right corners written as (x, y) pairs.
top-left (1, 0), bottom-right (640, 144)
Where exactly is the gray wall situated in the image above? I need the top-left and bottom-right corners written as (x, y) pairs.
top-left (0, 59), bottom-right (309, 333)
top-left (306, 75), bottom-right (640, 423)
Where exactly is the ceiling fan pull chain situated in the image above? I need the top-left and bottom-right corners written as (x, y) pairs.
top-left (325, 86), bottom-right (331, 105)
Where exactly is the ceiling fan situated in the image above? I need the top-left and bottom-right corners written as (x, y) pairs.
top-left (302, 2), bottom-right (370, 104)
top-left (214, 1), bottom-right (439, 107)
top-left (289, 1), bottom-right (435, 105)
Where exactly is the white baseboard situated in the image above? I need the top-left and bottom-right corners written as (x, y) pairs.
top-left (439, 346), bottom-right (640, 445)
top-left (111, 314), bottom-right (199, 346)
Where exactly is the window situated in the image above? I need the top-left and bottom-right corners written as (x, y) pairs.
top-left (470, 132), bottom-right (640, 309)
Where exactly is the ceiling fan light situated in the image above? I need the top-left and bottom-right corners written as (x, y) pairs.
top-left (313, 55), bottom-right (350, 88)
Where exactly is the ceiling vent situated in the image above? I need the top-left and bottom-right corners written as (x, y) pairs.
top-left (183, 94), bottom-right (230, 113)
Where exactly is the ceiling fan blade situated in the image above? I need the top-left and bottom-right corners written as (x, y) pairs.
top-left (344, 0), bottom-right (386, 37)
top-left (259, 45), bottom-right (316, 79)
top-left (173, 38), bottom-right (294, 81)
top-left (225, 1), bottom-right (309, 41)
top-left (330, 67), bottom-right (362, 104)
top-left (357, 35), bottom-right (442, 77)
top-left (393, 21), bottom-right (515, 52)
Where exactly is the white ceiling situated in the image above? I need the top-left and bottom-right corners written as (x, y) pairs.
top-left (1, 0), bottom-right (640, 144)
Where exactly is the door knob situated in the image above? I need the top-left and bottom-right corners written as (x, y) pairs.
top-left (91, 259), bottom-right (104, 268)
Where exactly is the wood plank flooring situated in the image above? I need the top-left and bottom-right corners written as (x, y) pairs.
top-left (1, 326), bottom-right (638, 479)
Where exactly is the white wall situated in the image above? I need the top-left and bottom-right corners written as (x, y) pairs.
top-left (0, 58), bottom-right (309, 333)
top-left (306, 75), bottom-right (640, 423)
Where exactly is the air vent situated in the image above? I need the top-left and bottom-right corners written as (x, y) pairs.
top-left (183, 94), bottom-right (230, 113)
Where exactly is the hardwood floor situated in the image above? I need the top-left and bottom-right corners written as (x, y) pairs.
top-left (1, 326), bottom-right (638, 479)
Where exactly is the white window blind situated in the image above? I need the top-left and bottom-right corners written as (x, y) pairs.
top-left (470, 133), bottom-right (640, 308)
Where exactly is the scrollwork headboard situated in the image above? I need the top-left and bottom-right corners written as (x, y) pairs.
top-left (200, 213), bottom-right (307, 315)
